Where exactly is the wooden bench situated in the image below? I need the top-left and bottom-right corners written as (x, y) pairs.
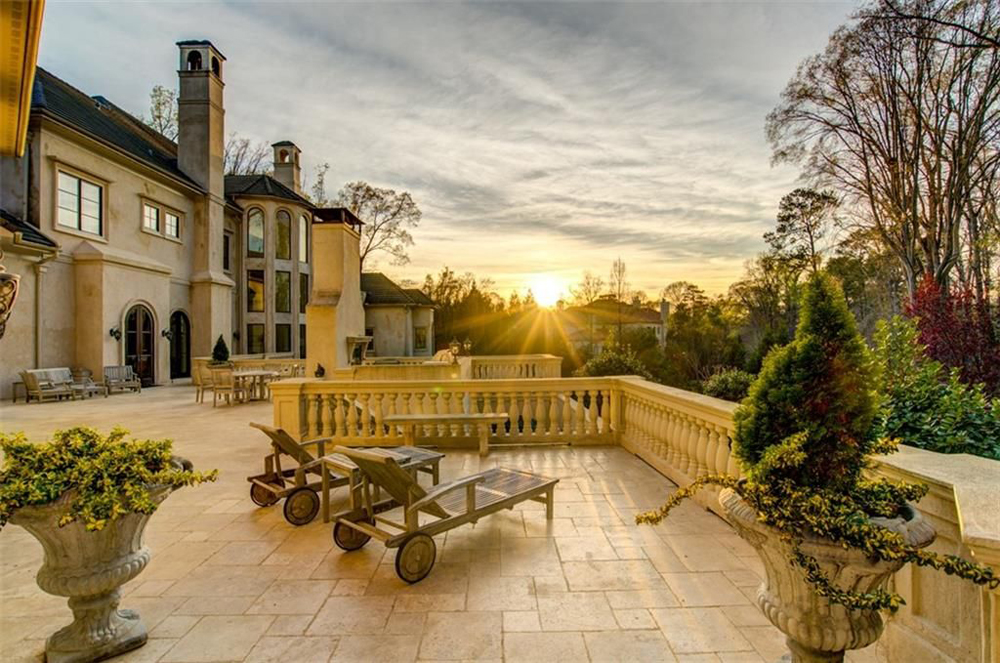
top-left (19, 368), bottom-right (76, 403)
top-left (103, 365), bottom-right (141, 393)
top-left (383, 413), bottom-right (510, 456)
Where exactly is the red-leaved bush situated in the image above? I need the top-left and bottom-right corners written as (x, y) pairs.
top-left (905, 275), bottom-right (1000, 396)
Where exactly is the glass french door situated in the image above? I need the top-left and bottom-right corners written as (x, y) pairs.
top-left (169, 311), bottom-right (191, 379)
top-left (125, 304), bottom-right (155, 387)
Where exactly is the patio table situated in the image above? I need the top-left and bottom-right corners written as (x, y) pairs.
top-left (319, 446), bottom-right (444, 522)
top-left (233, 369), bottom-right (279, 401)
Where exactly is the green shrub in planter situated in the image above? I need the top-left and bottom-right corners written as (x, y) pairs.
top-left (701, 368), bottom-right (754, 402)
top-left (637, 272), bottom-right (998, 611)
top-left (0, 426), bottom-right (218, 531)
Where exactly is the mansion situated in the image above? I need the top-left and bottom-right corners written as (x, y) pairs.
top-left (0, 40), bottom-right (432, 399)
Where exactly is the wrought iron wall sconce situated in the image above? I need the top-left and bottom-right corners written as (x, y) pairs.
top-left (109, 327), bottom-right (122, 341)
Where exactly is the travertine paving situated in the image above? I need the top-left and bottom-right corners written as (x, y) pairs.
top-left (0, 386), bottom-right (879, 662)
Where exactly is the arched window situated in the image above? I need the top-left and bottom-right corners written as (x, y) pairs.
top-left (299, 214), bottom-right (309, 263)
top-left (211, 56), bottom-right (221, 77)
top-left (279, 150), bottom-right (289, 163)
top-left (186, 51), bottom-right (202, 71)
top-left (247, 208), bottom-right (264, 256)
top-left (276, 210), bottom-right (291, 260)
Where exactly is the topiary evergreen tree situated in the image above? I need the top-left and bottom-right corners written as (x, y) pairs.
top-left (211, 335), bottom-right (230, 364)
top-left (733, 271), bottom-right (877, 491)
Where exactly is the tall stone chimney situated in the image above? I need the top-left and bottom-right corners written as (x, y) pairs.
top-left (272, 141), bottom-right (302, 193)
top-left (176, 40), bottom-right (233, 356)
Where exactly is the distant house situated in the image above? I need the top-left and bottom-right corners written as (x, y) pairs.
top-left (561, 296), bottom-right (668, 351)
top-left (361, 272), bottom-right (435, 357)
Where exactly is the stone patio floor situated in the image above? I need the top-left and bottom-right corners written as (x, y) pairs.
top-left (0, 385), bottom-right (880, 663)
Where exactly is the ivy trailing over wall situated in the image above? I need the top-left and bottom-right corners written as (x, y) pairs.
top-left (0, 427), bottom-right (218, 531)
top-left (637, 272), bottom-right (999, 611)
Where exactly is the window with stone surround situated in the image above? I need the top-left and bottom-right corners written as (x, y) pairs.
top-left (276, 271), bottom-right (291, 313)
top-left (247, 324), bottom-right (264, 354)
top-left (247, 270), bottom-right (265, 312)
top-left (275, 324), bottom-right (292, 353)
top-left (299, 214), bottom-right (309, 263)
top-left (299, 273), bottom-right (309, 313)
top-left (247, 208), bottom-right (264, 256)
top-left (57, 171), bottom-right (103, 236)
top-left (143, 203), bottom-right (160, 232)
top-left (276, 210), bottom-right (291, 260)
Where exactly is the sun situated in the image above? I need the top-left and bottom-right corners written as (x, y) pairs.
top-left (528, 274), bottom-right (563, 308)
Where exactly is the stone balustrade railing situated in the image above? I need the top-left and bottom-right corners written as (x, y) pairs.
top-left (458, 355), bottom-right (564, 379)
top-left (269, 373), bottom-right (999, 662)
top-left (270, 376), bottom-right (614, 447)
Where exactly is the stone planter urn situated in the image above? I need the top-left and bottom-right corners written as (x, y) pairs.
top-left (9, 458), bottom-right (191, 663)
top-left (719, 488), bottom-right (935, 663)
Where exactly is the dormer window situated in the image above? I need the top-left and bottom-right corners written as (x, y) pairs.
top-left (186, 51), bottom-right (202, 71)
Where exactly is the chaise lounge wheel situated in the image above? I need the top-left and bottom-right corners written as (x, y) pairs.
top-left (283, 487), bottom-right (320, 526)
top-left (395, 533), bottom-right (437, 583)
top-left (250, 483), bottom-right (279, 507)
top-left (333, 519), bottom-right (373, 551)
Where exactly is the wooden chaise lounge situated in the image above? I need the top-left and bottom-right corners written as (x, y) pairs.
top-left (247, 423), bottom-right (444, 526)
top-left (329, 446), bottom-right (558, 583)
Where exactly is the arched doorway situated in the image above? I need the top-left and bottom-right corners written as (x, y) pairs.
top-left (125, 304), bottom-right (155, 387)
top-left (169, 311), bottom-right (191, 379)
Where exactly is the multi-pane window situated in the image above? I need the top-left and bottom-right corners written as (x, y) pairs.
top-left (299, 273), bottom-right (309, 313)
top-left (247, 208), bottom-right (264, 256)
top-left (275, 324), bottom-right (292, 353)
top-left (275, 271), bottom-right (291, 313)
top-left (57, 171), bottom-right (102, 235)
top-left (247, 270), bottom-right (265, 312)
top-left (166, 212), bottom-right (180, 238)
top-left (276, 210), bottom-right (291, 260)
top-left (299, 214), bottom-right (309, 263)
top-left (247, 324), bottom-right (265, 354)
top-left (143, 203), bottom-right (160, 232)
top-left (299, 324), bottom-right (306, 359)
top-left (414, 327), bottom-right (428, 351)
top-left (223, 233), bottom-right (232, 272)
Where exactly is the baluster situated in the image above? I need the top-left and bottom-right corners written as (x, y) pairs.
top-left (656, 406), bottom-right (669, 458)
top-left (372, 393), bottom-right (384, 439)
top-left (321, 394), bottom-right (334, 437)
top-left (676, 415), bottom-right (692, 475)
top-left (575, 390), bottom-right (585, 436)
top-left (307, 394), bottom-right (320, 437)
top-left (666, 412), bottom-right (680, 467)
top-left (386, 392), bottom-right (398, 438)
top-left (333, 394), bottom-right (346, 437)
top-left (601, 389), bottom-right (612, 436)
top-left (345, 393), bottom-right (358, 439)
top-left (712, 425), bottom-right (727, 476)
top-left (508, 392), bottom-right (521, 437)
top-left (703, 424), bottom-right (718, 477)
top-left (690, 419), bottom-right (706, 478)
top-left (587, 390), bottom-right (598, 435)
top-left (534, 391), bottom-right (547, 436)
top-left (548, 391), bottom-right (559, 436)
top-left (358, 393), bottom-right (371, 438)
top-left (561, 389), bottom-right (572, 438)
top-left (522, 391), bottom-right (534, 436)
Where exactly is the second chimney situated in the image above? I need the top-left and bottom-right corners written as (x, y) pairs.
top-left (272, 141), bottom-right (302, 193)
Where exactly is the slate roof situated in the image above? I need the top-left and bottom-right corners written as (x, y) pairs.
top-left (0, 208), bottom-right (58, 250)
top-left (31, 69), bottom-right (203, 191)
top-left (361, 273), bottom-right (434, 307)
top-left (224, 174), bottom-right (313, 207)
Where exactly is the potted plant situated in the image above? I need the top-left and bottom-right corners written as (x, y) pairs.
top-left (210, 334), bottom-right (231, 366)
top-left (0, 427), bottom-right (217, 663)
top-left (638, 273), bottom-right (998, 663)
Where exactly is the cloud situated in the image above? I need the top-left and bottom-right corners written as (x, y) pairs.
top-left (37, 0), bottom-right (854, 294)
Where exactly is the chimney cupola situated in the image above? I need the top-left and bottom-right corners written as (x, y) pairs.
top-left (272, 141), bottom-right (302, 194)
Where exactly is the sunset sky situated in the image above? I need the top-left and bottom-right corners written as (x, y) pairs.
top-left (38, 1), bottom-right (855, 300)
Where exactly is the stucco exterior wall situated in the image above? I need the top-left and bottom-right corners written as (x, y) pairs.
top-left (365, 306), bottom-right (410, 357)
top-left (412, 306), bottom-right (434, 356)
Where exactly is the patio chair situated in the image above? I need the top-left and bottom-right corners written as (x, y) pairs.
top-left (19, 369), bottom-right (75, 403)
top-left (211, 368), bottom-right (247, 407)
top-left (104, 366), bottom-right (141, 393)
top-left (193, 363), bottom-right (214, 403)
top-left (330, 446), bottom-right (558, 583)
